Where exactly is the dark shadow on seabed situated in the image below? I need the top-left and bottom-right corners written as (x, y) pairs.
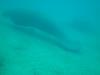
top-left (2, 9), bottom-right (81, 54)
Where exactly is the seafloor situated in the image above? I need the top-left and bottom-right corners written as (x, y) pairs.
top-left (0, 1), bottom-right (100, 75)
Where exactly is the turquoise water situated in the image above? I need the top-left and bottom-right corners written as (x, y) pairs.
top-left (0, 0), bottom-right (100, 75)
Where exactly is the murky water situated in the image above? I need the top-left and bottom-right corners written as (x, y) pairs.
top-left (0, 0), bottom-right (100, 75)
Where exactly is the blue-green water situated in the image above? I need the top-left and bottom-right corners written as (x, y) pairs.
top-left (0, 0), bottom-right (100, 75)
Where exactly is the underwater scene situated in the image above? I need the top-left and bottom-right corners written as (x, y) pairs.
top-left (0, 0), bottom-right (100, 75)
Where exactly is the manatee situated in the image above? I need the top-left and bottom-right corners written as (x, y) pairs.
top-left (2, 10), bottom-right (81, 54)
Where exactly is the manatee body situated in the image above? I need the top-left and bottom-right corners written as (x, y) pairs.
top-left (2, 10), bottom-right (80, 54)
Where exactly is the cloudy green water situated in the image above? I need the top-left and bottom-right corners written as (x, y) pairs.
top-left (0, 0), bottom-right (100, 75)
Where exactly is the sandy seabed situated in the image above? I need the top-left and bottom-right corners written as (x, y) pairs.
top-left (0, 9), bottom-right (100, 75)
